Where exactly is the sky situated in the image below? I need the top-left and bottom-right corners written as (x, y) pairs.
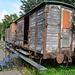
top-left (0, 0), bottom-right (21, 22)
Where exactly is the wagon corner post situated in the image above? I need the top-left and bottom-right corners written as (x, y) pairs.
top-left (43, 6), bottom-right (48, 59)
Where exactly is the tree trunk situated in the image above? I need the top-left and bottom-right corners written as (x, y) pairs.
top-left (1, 34), bottom-right (3, 41)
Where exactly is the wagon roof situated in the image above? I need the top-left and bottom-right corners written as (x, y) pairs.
top-left (15, 1), bottom-right (75, 21)
top-left (6, 1), bottom-right (75, 28)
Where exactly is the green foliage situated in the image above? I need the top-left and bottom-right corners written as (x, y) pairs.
top-left (20, 0), bottom-right (44, 16)
top-left (2, 13), bottom-right (18, 36)
top-left (0, 23), bottom-right (3, 34)
top-left (20, 0), bottom-right (75, 16)
top-left (19, 60), bottom-right (75, 75)
top-left (0, 13), bottom-right (18, 41)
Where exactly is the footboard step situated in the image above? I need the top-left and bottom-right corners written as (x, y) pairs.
top-left (16, 49), bottom-right (31, 56)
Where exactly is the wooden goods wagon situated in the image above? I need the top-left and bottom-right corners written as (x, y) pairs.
top-left (5, 1), bottom-right (75, 64)
top-left (5, 22), bottom-right (16, 43)
top-left (5, 26), bottom-right (10, 42)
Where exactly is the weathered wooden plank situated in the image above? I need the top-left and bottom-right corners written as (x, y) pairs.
top-left (47, 34), bottom-right (59, 37)
top-left (37, 21), bottom-right (44, 25)
top-left (47, 27), bottom-right (59, 31)
top-left (37, 15), bottom-right (44, 20)
top-left (31, 21), bottom-right (36, 24)
top-left (37, 11), bottom-right (44, 16)
top-left (37, 19), bottom-right (44, 23)
top-left (7, 46), bottom-right (47, 71)
top-left (31, 12), bottom-right (36, 18)
top-left (46, 45), bottom-right (58, 51)
top-left (46, 39), bottom-right (58, 42)
top-left (47, 17), bottom-right (60, 21)
top-left (46, 42), bottom-right (58, 45)
top-left (47, 29), bottom-right (59, 33)
top-left (47, 13), bottom-right (60, 17)
top-left (31, 23), bottom-right (35, 25)
top-left (16, 49), bottom-right (31, 55)
top-left (37, 39), bottom-right (43, 42)
top-left (36, 46), bottom-right (43, 51)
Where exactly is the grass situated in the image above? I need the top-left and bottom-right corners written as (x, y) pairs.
top-left (19, 59), bottom-right (75, 75)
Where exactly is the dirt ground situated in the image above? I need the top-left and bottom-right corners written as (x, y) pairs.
top-left (0, 46), bottom-right (22, 75)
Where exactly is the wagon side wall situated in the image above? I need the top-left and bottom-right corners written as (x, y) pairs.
top-left (16, 18), bottom-right (24, 46)
top-left (30, 7), bottom-right (45, 53)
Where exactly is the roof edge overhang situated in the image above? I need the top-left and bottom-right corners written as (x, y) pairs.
top-left (6, 1), bottom-right (75, 28)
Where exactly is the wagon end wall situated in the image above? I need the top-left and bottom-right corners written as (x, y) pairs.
top-left (46, 5), bottom-right (61, 53)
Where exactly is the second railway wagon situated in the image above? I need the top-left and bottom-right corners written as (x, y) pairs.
top-left (5, 22), bottom-right (15, 43)
top-left (5, 1), bottom-right (75, 64)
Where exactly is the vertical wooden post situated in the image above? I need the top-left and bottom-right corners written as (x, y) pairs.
top-left (70, 11), bottom-right (74, 52)
top-left (34, 12), bottom-right (37, 56)
top-left (23, 17), bottom-right (24, 46)
top-left (28, 15), bottom-right (31, 49)
top-left (43, 8), bottom-right (47, 59)
top-left (59, 8), bottom-right (62, 53)
top-left (7, 28), bottom-right (8, 41)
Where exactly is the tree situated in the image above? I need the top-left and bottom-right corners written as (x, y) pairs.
top-left (19, 0), bottom-right (44, 16)
top-left (0, 23), bottom-right (3, 41)
top-left (20, 0), bottom-right (75, 16)
top-left (1, 13), bottom-right (18, 41)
